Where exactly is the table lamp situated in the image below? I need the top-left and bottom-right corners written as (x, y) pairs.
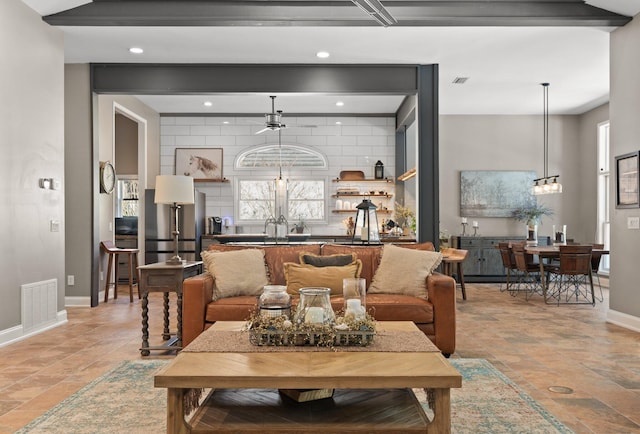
top-left (154, 175), bottom-right (195, 264)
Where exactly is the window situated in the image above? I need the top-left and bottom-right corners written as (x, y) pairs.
top-left (237, 178), bottom-right (326, 223)
top-left (236, 144), bottom-right (328, 223)
top-left (597, 121), bottom-right (610, 274)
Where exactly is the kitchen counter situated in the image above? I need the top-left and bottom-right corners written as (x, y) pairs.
top-left (201, 233), bottom-right (416, 246)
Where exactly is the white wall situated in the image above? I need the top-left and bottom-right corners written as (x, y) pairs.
top-left (160, 116), bottom-right (396, 235)
top-left (0, 0), bottom-right (66, 340)
top-left (609, 15), bottom-right (640, 329)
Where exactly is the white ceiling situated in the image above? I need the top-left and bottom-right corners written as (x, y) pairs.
top-left (20, 0), bottom-right (640, 115)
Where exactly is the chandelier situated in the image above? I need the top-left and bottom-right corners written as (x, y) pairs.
top-left (532, 83), bottom-right (563, 195)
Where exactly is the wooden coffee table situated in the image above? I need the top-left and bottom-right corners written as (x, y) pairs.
top-left (155, 321), bottom-right (462, 434)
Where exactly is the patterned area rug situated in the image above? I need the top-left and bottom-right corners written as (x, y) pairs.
top-left (17, 358), bottom-right (572, 434)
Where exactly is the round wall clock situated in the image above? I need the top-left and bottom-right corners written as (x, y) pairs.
top-left (100, 161), bottom-right (116, 194)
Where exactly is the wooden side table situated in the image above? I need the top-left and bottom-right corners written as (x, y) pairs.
top-left (138, 261), bottom-right (203, 356)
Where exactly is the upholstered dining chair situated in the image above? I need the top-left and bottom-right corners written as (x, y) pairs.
top-left (511, 242), bottom-right (541, 300)
top-left (545, 245), bottom-right (595, 306)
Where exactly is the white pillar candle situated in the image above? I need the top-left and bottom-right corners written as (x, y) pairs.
top-left (361, 226), bottom-right (369, 241)
top-left (472, 221), bottom-right (479, 228)
top-left (346, 299), bottom-right (361, 311)
top-left (305, 307), bottom-right (324, 323)
top-left (461, 217), bottom-right (467, 224)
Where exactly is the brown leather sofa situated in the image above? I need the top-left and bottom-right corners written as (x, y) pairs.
top-left (182, 242), bottom-right (457, 355)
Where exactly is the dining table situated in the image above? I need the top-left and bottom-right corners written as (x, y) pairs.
top-left (525, 245), bottom-right (609, 298)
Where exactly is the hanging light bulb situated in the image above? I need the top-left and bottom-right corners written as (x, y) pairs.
top-left (533, 83), bottom-right (563, 195)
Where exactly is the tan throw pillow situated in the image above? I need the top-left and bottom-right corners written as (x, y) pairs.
top-left (284, 261), bottom-right (362, 296)
top-left (201, 249), bottom-right (269, 300)
top-left (368, 244), bottom-right (442, 299)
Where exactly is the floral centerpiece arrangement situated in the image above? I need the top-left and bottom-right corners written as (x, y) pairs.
top-left (245, 308), bottom-right (376, 348)
top-left (394, 202), bottom-right (415, 235)
top-left (511, 204), bottom-right (554, 225)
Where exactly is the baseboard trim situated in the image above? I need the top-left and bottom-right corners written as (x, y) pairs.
top-left (607, 309), bottom-right (640, 333)
top-left (65, 296), bottom-right (92, 307)
top-left (0, 310), bottom-right (68, 348)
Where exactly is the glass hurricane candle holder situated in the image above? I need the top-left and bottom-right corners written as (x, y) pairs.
top-left (343, 278), bottom-right (366, 319)
top-left (293, 287), bottom-right (335, 325)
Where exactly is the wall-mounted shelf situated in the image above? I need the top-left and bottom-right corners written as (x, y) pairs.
top-left (333, 177), bottom-right (394, 183)
top-left (194, 178), bottom-right (230, 183)
top-left (332, 193), bottom-right (393, 198)
top-left (332, 209), bottom-right (392, 214)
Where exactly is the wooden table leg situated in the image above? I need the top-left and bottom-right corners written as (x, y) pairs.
top-left (166, 388), bottom-right (190, 434)
top-left (177, 291), bottom-right (183, 348)
top-left (163, 292), bottom-right (171, 340)
top-left (426, 388), bottom-right (451, 434)
top-left (539, 261), bottom-right (548, 302)
top-left (141, 291), bottom-right (150, 356)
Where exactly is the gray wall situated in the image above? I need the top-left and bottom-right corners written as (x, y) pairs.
top-left (610, 16), bottom-right (640, 326)
top-left (0, 0), bottom-right (65, 337)
top-left (64, 64), bottom-right (93, 301)
top-left (439, 114), bottom-right (584, 242)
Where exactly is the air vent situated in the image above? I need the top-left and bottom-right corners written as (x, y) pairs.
top-left (452, 77), bottom-right (469, 84)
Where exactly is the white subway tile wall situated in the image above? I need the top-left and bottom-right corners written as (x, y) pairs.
top-left (160, 116), bottom-right (396, 235)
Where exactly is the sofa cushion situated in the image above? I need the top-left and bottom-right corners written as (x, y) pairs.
top-left (329, 293), bottom-right (434, 324)
top-left (299, 252), bottom-right (356, 267)
top-left (262, 245), bottom-right (322, 285)
top-left (368, 244), bottom-right (442, 299)
top-left (205, 295), bottom-right (259, 322)
top-left (284, 261), bottom-right (362, 296)
top-left (321, 244), bottom-right (383, 287)
top-left (201, 249), bottom-right (269, 300)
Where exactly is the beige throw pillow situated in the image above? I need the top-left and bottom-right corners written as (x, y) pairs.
top-left (201, 249), bottom-right (269, 300)
top-left (368, 244), bottom-right (442, 299)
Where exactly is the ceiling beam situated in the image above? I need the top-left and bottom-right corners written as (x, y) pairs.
top-left (44, 1), bottom-right (631, 27)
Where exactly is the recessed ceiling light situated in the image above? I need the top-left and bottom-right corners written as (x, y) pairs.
top-left (223, 121), bottom-right (229, 124)
top-left (316, 51), bottom-right (330, 59)
top-left (129, 47), bottom-right (144, 54)
top-left (204, 101), bottom-right (213, 107)
top-left (336, 121), bottom-right (342, 125)
top-left (336, 101), bottom-right (344, 107)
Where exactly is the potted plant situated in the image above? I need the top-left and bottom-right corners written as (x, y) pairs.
top-left (511, 204), bottom-right (553, 244)
top-left (291, 218), bottom-right (307, 234)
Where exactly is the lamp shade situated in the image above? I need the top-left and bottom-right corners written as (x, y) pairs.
top-left (154, 175), bottom-right (194, 204)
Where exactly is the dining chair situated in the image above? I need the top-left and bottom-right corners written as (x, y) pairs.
top-left (498, 242), bottom-right (518, 293)
top-left (511, 242), bottom-right (541, 300)
top-left (591, 243), bottom-right (605, 302)
top-left (545, 245), bottom-right (595, 306)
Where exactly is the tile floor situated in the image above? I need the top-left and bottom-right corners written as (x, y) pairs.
top-left (0, 279), bottom-right (639, 433)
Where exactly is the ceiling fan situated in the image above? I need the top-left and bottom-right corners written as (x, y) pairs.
top-left (255, 95), bottom-right (316, 135)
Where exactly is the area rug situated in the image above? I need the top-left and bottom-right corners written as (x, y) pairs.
top-left (16, 358), bottom-right (572, 434)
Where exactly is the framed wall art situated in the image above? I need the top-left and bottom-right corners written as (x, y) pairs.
top-left (175, 148), bottom-right (223, 182)
top-left (615, 151), bottom-right (640, 208)
top-left (460, 170), bottom-right (537, 217)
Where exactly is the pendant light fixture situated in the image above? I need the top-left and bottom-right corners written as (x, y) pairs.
top-left (532, 83), bottom-right (562, 195)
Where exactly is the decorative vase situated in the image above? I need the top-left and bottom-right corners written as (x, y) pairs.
top-left (293, 287), bottom-right (335, 325)
top-left (526, 221), bottom-right (538, 246)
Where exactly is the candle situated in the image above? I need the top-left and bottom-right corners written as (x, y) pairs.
top-left (305, 307), bottom-right (324, 324)
top-left (346, 299), bottom-right (361, 311)
top-left (461, 217), bottom-right (467, 224)
top-left (361, 226), bottom-right (369, 241)
top-left (472, 221), bottom-right (479, 228)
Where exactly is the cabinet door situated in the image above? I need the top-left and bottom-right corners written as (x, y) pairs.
top-left (482, 247), bottom-right (506, 276)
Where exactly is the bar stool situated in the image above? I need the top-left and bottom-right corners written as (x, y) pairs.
top-left (441, 248), bottom-right (468, 300)
top-left (100, 240), bottom-right (140, 302)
